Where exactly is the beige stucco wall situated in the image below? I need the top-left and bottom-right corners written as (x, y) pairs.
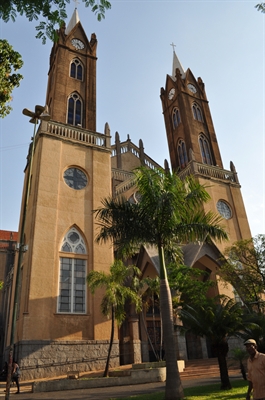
top-left (15, 131), bottom-right (114, 344)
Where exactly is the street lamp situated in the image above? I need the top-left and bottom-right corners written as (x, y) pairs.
top-left (5, 105), bottom-right (50, 399)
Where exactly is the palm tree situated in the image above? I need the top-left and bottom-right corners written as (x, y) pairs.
top-left (241, 311), bottom-right (265, 353)
top-left (179, 297), bottom-right (245, 389)
top-left (230, 348), bottom-right (247, 380)
top-left (94, 166), bottom-right (228, 400)
top-left (87, 260), bottom-right (142, 377)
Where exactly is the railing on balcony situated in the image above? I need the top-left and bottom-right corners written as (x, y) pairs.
top-left (178, 160), bottom-right (239, 184)
top-left (114, 176), bottom-right (136, 197)
top-left (112, 141), bottom-right (162, 171)
top-left (38, 120), bottom-right (110, 149)
top-left (112, 168), bottom-right (135, 183)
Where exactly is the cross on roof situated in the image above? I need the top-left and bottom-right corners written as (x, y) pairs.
top-left (74, 0), bottom-right (80, 8)
top-left (170, 42), bottom-right (176, 52)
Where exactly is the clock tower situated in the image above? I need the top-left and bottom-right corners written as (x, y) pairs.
top-left (7, 9), bottom-right (115, 380)
top-left (160, 50), bottom-right (252, 359)
top-left (160, 50), bottom-right (251, 253)
top-left (46, 8), bottom-right (97, 131)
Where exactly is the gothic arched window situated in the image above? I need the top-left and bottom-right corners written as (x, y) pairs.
top-left (192, 103), bottom-right (203, 122)
top-left (70, 58), bottom-right (83, 81)
top-left (199, 134), bottom-right (213, 165)
top-left (172, 108), bottom-right (181, 129)
top-left (177, 139), bottom-right (188, 169)
top-left (67, 93), bottom-right (82, 126)
top-left (58, 227), bottom-right (87, 314)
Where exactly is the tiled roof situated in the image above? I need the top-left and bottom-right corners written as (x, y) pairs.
top-left (0, 230), bottom-right (18, 241)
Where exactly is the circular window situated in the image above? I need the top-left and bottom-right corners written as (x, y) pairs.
top-left (68, 231), bottom-right (79, 243)
top-left (64, 167), bottom-right (87, 190)
top-left (216, 200), bottom-right (232, 220)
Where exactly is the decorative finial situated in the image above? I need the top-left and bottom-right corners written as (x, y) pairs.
top-left (170, 42), bottom-right (176, 52)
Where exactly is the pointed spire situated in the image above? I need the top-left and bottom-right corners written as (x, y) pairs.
top-left (172, 49), bottom-right (186, 79)
top-left (65, 8), bottom-right (80, 35)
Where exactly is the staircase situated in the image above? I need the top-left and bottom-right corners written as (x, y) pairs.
top-left (180, 358), bottom-right (241, 380)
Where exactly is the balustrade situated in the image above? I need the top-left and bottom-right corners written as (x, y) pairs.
top-left (39, 120), bottom-right (108, 148)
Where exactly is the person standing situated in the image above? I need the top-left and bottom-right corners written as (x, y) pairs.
top-left (245, 339), bottom-right (265, 400)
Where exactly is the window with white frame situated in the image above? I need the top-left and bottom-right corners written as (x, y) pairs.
top-left (192, 103), bottom-right (203, 122)
top-left (58, 227), bottom-right (87, 314)
top-left (177, 139), bottom-right (188, 169)
top-left (70, 58), bottom-right (83, 81)
top-left (67, 92), bottom-right (82, 126)
top-left (199, 134), bottom-right (213, 165)
top-left (172, 108), bottom-right (181, 129)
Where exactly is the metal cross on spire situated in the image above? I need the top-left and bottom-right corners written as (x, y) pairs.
top-left (73, 0), bottom-right (80, 9)
top-left (170, 42), bottom-right (176, 52)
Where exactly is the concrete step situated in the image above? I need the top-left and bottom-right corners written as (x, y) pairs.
top-left (180, 358), bottom-right (241, 380)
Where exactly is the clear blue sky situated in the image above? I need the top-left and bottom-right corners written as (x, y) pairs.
top-left (0, 0), bottom-right (264, 238)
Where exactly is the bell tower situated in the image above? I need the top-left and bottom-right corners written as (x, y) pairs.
top-left (46, 8), bottom-right (97, 131)
top-left (160, 50), bottom-right (252, 250)
top-left (6, 9), bottom-right (115, 380)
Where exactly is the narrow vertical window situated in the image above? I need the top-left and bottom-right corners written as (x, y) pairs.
top-left (199, 134), bottom-right (213, 165)
top-left (58, 227), bottom-right (87, 314)
top-left (70, 63), bottom-right (76, 78)
top-left (177, 139), bottom-right (188, 169)
top-left (192, 103), bottom-right (203, 122)
top-left (70, 59), bottom-right (83, 81)
top-left (67, 93), bottom-right (83, 126)
top-left (68, 97), bottom-right (74, 125)
top-left (172, 108), bottom-right (181, 129)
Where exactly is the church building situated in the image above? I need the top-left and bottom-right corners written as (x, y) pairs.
top-left (2, 9), bottom-right (251, 379)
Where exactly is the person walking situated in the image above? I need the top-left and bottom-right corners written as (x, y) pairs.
top-left (245, 339), bottom-right (265, 400)
top-left (12, 361), bottom-right (21, 394)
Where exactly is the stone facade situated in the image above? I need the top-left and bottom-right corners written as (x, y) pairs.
top-left (10, 340), bottom-right (119, 380)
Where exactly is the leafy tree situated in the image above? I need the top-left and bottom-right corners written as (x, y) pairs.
top-left (256, 3), bottom-right (265, 12)
top-left (86, 260), bottom-right (142, 377)
top-left (0, 0), bottom-right (111, 43)
top-left (0, 39), bottom-right (23, 118)
top-left (167, 263), bottom-right (215, 310)
top-left (94, 166), bottom-right (228, 400)
top-left (179, 297), bottom-right (245, 390)
top-left (220, 235), bottom-right (265, 312)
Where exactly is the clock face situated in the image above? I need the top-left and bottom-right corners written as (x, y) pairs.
top-left (216, 200), bottom-right (232, 220)
top-left (187, 83), bottom-right (197, 93)
top-left (168, 88), bottom-right (175, 100)
top-left (71, 38), bottom-right (85, 50)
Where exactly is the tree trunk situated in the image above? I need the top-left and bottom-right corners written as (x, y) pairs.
top-left (159, 246), bottom-right (184, 400)
top-left (240, 361), bottom-right (247, 380)
top-left (160, 308), bottom-right (163, 361)
top-left (215, 342), bottom-right (231, 390)
top-left (151, 293), bottom-right (159, 360)
top-left (104, 306), bottom-right (115, 377)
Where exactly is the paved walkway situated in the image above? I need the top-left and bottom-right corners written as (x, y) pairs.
top-left (0, 375), bottom-right (243, 399)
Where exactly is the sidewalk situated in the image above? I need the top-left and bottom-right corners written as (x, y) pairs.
top-left (0, 375), bottom-right (243, 399)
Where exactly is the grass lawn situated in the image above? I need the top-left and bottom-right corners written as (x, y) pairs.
top-left (110, 379), bottom-right (248, 400)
